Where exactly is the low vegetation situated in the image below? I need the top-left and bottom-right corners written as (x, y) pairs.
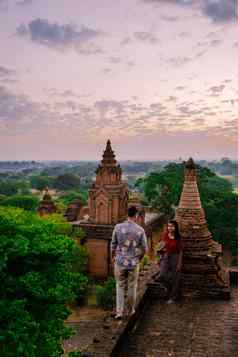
top-left (96, 277), bottom-right (116, 310)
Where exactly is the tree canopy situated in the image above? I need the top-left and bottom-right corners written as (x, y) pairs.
top-left (0, 208), bottom-right (85, 356)
top-left (53, 174), bottom-right (81, 191)
top-left (30, 175), bottom-right (53, 191)
top-left (0, 194), bottom-right (39, 212)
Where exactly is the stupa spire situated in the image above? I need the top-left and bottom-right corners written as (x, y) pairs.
top-left (95, 139), bottom-right (122, 186)
top-left (101, 139), bottom-right (117, 166)
top-left (176, 158), bottom-right (211, 254)
top-left (178, 158), bottom-right (202, 210)
top-left (175, 158), bottom-right (229, 298)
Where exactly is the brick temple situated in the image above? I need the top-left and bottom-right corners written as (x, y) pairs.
top-left (176, 158), bottom-right (230, 298)
top-left (88, 139), bottom-right (129, 225)
top-left (37, 187), bottom-right (57, 217)
top-left (72, 140), bottom-right (164, 278)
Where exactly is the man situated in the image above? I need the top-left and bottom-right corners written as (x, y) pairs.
top-left (111, 206), bottom-right (148, 319)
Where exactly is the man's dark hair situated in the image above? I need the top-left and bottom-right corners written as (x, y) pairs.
top-left (128, 206), bottom-right (138, 217)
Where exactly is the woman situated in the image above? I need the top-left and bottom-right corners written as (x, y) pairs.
top-left (156, 220), bottom-right (183, 303)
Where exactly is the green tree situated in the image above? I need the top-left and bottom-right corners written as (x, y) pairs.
top-left (1, 194), bottom-right (39, 212)
top-left (0, 208), bottom-right (82, 356)
top-left (57, 190), bottom-right (88, 207)
top-left (0, 180), bottom-right (18, 196)
top-left (135, 164), bottom-right (185, 217)
top-left (30, 175), bottom-right (53, 191)
top-left (53, 174), bottom-right (81, 191)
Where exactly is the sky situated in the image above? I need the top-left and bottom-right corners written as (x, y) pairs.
top-left (0, 0), bottom-right (238, 161)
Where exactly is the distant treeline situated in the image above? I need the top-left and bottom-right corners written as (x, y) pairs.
top-left (0, 158), bottom-right (237, 177)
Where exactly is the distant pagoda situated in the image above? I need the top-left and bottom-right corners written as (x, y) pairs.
top-left (64, 198), bottom-right (83, 222)
top-left (88, 139), bottom-right (128, 224)
top-left (38, 187), bottom-right (57, 217)
top-left (176, 158), bottom-right (230, 299)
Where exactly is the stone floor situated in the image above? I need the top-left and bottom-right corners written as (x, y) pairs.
top-left (121, 285), bottom-right (238, 357)
top-left (63, 265), bottom-right (158, 355)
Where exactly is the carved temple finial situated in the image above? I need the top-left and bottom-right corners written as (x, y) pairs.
top-left (185, 157), bottom-right (196, 170)
top-left (89, 139), bottom-right (128, 224)
top-left (101, 139), bottom-right (117, 166)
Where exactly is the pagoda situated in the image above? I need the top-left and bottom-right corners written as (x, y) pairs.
top-left (73, 140), bottom-right (129, 278)
top-left (88, 140), bottom-right (128, 224)
top-left (176, 158), bottom-right (230, 298)
top-left (37, 187), bottom-right (57, 217)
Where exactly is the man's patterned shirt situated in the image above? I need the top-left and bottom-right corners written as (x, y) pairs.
top-left (111, 220), bottom-right (148, 269)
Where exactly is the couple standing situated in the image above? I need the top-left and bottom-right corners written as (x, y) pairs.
top-left (111, 206), bottom-right (183, 319)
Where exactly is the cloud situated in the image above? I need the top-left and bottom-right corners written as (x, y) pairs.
top-left (161, 14), bottom-right (180, 21)
top-left (94, 100), bottom-right (128, 116)
top-left (120, 37), bottom-right (132, 46)
top-left (192, 118), bottom-right (206, 125)
top-left (175, 86), bottom-right (186, 91)
top-left (203, 0), bottom-right (238, 22)
top-left (104, 57), bottom-right (135, 71)
top-left (0, 0), bottom-right (33, 8)
top-left (195, 50), bottom-right (207, 58)
top-left (222, 98), bottom-right (238, 106)
top-left (0, 85), bottom-right (98, 135)
top-left (178, 32), bottom-right (190, 38)
top-left (0, 85), bottom-right (39, 132)
top-left (168, 56), bottom-right (192, 66)
top-left (209, 39), bottom-right (223, 46)
top-left (134, 31), bottom-right (159, 44)
top-left (16, 0), bottom-right (33, 5)
top-left (102, 68), bottom-right (112, 74)
top-left (108, 56), bottom-right (121, 64)
top-left (16, 18), bottom-right (102, 52)
top-left (0, 66), bottom-right (16, 77)
top-left (46, 88), bottom-right (91, 98)
top-left (178, 105), bottom-right (202, 116)
top-left (0, 0), bottom-right (7, 9)
top-left (166, 96), bottom-right (177, 102)
top-left (1, 83), bottom-right (238, 158)
top-left (209, 84), bottom-right (225, 96)
top-left (143, 0), bottom-right (238, 22)
top-left (143, 0), bottom-right (194, 4)
top-left (126, 61), bottom-right (135, 69)
top-left (0, 66), bottom-right (18, 84)
top-left (77, 42), bottom-right (103, 55)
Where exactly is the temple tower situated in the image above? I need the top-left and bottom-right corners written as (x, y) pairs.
top-left (73, 140), bottom-right (163, 279)
top-left (38, 187), bottom-right (57, 217)
top-left (88, 140), bottom-right (128, 224)
top-left (176, 158), bottom-right (213, 256)
top-left (176, 158), bottom-right (230, 298)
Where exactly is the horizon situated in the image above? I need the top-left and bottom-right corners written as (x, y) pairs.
top-left (0, 156), bottom-right (237, 163)
top-left (1, 0), bottom-right (238, 160)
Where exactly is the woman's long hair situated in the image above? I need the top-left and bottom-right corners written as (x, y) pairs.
top-left (168, 220), bottom-right (181, 241)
